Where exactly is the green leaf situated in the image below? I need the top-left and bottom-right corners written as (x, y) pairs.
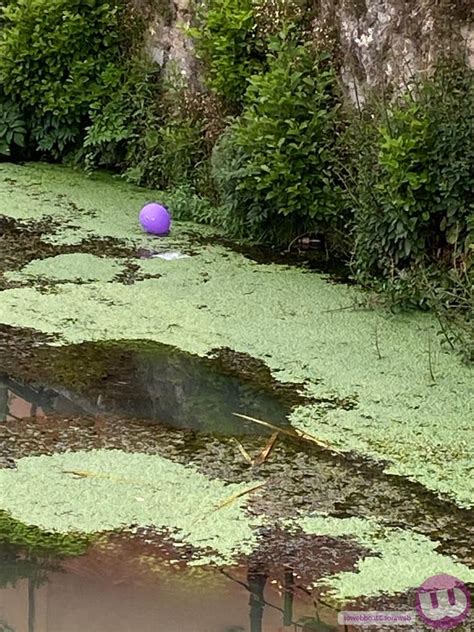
top-left (13, 132), bottom-right (25, 146)
top-left (446, 225), bottom-right (460, 245)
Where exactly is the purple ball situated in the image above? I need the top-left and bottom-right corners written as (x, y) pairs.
top-left (139, 203), bottom-right (171, 235)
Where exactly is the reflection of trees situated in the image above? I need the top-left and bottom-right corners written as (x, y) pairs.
top-left (248, 568), bottom-right (267, 632)
top-left (283, 570), bottom-right (294, 626)
top-left (28, 577), bottom-right (35, 632)
top-left (220, 567), bottom-right (339, 631)
top-left (133, 349), bottom-right (289, 435)
top-left (0, 545), bottom-right (55, 632)
top-left (1, 342), bottom-right (291, 435)
top-left (0, 380), bottom-right (7, 422)
top-left (0, 545), bottom-right (49, 591)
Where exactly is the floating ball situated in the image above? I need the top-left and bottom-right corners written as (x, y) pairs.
top-left (139, 203), bottom-right (171, 235)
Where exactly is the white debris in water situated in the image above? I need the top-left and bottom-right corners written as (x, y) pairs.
top-left (153, 251), bottom-right (190, 261)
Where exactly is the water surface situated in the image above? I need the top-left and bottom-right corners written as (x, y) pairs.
top-left (0, 542), bottom-right (338, 632)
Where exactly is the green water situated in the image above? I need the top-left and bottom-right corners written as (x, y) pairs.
top-left (0, 162), bottom-right (472, 609)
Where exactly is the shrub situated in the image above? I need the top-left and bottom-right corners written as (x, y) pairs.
top-left (131, 97), bottom-right (208, 190)
top-left (0, 0), bottom-right (130, 157)
top-left (123, 77), bottom-right (224, 199)
top-left (211, 129), bottom-right (253, 237)
top-left (84, 56), bottom-right (162, 170)
top-left (0, 96), bottom-right (26, 157)
top-left (422, 262), bottom-right (473, 363)
top-left (212, 36), bottom-right (348, 244)
top-left (349, 61), bottom-right (474, 279)
top-left (192, 0), bottom-right (317, 113)
top-left (342, 60), bottom-right (474, 361)
top-left (191, 0), bottom-right (267, 111)
top-left (160, 184), bottom-right (227, 226)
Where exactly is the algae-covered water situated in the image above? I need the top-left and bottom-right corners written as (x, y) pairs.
top-left (0, 162), bottom-right (473, 630)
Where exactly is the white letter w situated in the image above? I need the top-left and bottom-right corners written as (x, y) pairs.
top-left (418, 588), bottom-right (468, 621)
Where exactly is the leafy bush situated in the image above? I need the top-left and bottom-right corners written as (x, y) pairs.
top-left (349, 61), bottom-right (473, 279)
top-left (423, 263), bottom-right (473, 363)
top-left (160, 184), bottom-right (226, 226)
top-left (84, 56), bottom-right (162, 170)
top-left (0, 0), bottom-right (130, 157)
top-left (129, 102), bottom-right (208, 190)
top-left (210, 129), bottom-right (253, 237)
top-left (154, 116), bottom-right (207, 187)
top-left (342, 60), bottom-right (474, 361)
top-left (0, 97), bottom-right (26, 157)
top-left (123, 77), bottom-right (223, 199)
top-left (192, 0), bottom-right (267, 111)
top-left (192, 0), bottom-right (317, 112)
top-left (212, 36), bottom-right (348, 243)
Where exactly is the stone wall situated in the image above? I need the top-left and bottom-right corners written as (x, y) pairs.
top-left (143, 0), bottom-right (473, 101)
top-left (143, 0), bottom-right (199, 85)
top-left (323, 0), bottom-right (474, 102)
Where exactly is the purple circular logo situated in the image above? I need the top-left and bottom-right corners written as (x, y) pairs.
top-left (416, 574), bottom-right (471, 629)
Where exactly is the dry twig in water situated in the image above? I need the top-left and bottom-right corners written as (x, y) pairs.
top-left (233, 413), bottom-right (343, 455)
top-left (253, 432), bottom-right (279, 466)
top-left (193, 482), bottom-right (266, 525)
top-left (232, 438), bottom-right (253, 464)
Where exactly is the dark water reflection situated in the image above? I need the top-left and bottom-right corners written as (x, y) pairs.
top-left (0, 545), bottom-right (340, 632)
top-left (0, 341), bottom-right (294, 436)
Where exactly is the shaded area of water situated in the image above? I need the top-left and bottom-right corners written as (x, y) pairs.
top-left (198, 236), bottom-right (354, 285)
top-left (0, 542), bottom-right (341, 632)
top-left (0, 339), bottom-right (296, 436)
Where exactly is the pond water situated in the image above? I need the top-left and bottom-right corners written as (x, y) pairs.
top-left (0, 340), bottom-right (294, 436)
top-left (1, 163), bottom-right (473, 632)
top-left (0, 542), bottom-right (340, 632)
top-left (0, 336), bottom-right (344, 630)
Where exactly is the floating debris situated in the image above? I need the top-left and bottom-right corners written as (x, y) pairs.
top-left (253, 432), bottom-right (279, 466)
top-left (233, 413), bottom-right (342, 456)
top-left (153, 251), bottom-right (191, 261)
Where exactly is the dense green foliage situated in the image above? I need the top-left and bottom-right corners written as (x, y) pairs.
top-left (349, 62), bottom-right (473, 279)
top-left (0, 97), bottom-right (26, 157)
top-left (123, 81), bottom-right (218, 195)
top-left (0, 0), bottom-right (471, 358)
top-left (0, 0), bottom-right (128, 157)
top-left (192, 0), bottom-right (318, 112)
top-left (84, 56), bottom-right (162, 170)
top-left (342, 62), bottom-right (473, 360)
top-left (212, 38), bottom-right (347, 242)
top-left (192, 0), bottom-right (267, 111)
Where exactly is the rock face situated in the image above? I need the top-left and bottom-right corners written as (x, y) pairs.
top-left (326, 0), bottom-right (473, 101)
top-left (145, 0), bottom-right (473, 99)
top-left (144, 0), bottom-right (200, 86)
